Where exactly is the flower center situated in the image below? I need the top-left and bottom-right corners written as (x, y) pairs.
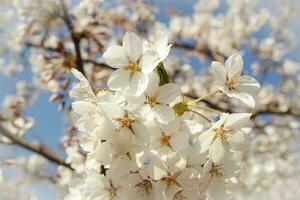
top-left (116, 114), bottom-right (134, 131)
top-left (226, 75), bottom-right (239, 90)
top-left (105, 181), bottom-right (118, 199)
top-left (162, 172), bottom-right (181, 188)
top-left (213, 126), bottom-right (231, 141)
top-left (159, 133), bottom-right (171, 147)
top-left (129, 60), bottom-right (139, 74)
top-left (209, 165), bottom-right (225, 179)
top-left (145, 94), bottom-right (157, 107)
top-left (135, 179), bottom-right (152, 196)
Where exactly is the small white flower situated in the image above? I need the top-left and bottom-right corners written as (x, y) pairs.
top-left (211, 54), bottom-right (260, 108)
top-left (198, 113), bottom-right (252, 163)
top-left (145, 32), bottom-right (172, 62)
top-left (103, 31), bottom-right (160, 96)
top-left (128, 74), bottom-right (181, 124)
top-left (201, 158), bottom-right (238, 200)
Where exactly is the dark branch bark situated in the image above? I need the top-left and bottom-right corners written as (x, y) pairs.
top-left (0, 123), bottom-right (73, 170)
top-left (172, 43), bottom-right (226, 61)
top-left (82, 59), bottom-right (113, 69)
top-left (59, 0), bottom-right (84, 75)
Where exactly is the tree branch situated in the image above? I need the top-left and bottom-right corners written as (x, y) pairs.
top-left (59, 0), bottom-right (84, 75)
top-left (172, 42), bottom-right (226, 61)
top-left (0, 123), bottom-right (73, 170)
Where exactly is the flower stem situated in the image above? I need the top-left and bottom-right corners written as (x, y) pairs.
top-left (190, 90), bottom-right (219, 104)
top-left (189, 110), bottom-right (212, 123)
top-left (189, 105), bottom-right (222, 115)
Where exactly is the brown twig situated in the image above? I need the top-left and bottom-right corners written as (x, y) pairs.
top-left (59, 0), bottom-right (84, 75)
top-left (0, 123), bottom-right (73, 170)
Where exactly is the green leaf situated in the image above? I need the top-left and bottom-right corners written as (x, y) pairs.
top-left (156, 62), bottom-right (174, 85)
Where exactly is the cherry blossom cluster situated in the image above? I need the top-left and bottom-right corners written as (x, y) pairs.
top-left (66, 31), bottom-right (260, 200)
top-left (0, 0), bottom-right (299, 199)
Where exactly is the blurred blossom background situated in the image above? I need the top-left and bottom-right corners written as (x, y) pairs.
top-left (0, 0), bottom-right (300, 199)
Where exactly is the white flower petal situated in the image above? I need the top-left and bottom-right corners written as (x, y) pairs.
top-left (208, 178), bottom-right (226, 200)
top-left (228, 131), bottom-right (248, 151)
top-left (79, 133), bottom-right (98, 152)
top-left (224, 113), bottom-right (253, 129)
top-left (129, 71), bottom-right (149, 96)
top-left (153, 104), bottom-right (175, 124)
top-left (170, 130), bottom-right (189, 151)
top-left (107, 69), bottom-right (130, 91)
top-left (211, 61), bottom-right (226, 83)
top-left (225, 91), bottom-right (256, 108)
top-left (71, 68), bottom-right (87, 81)
top-left (157, 83), bottom-right (181, 104)
top-left (72, 101), bottom-right (96, 115)
top-left (123, 31), bottom-right (143, 61)
top-left (99, 102), bottom-right (125, 119)
top-left (183, 120), bottom-right (203, 134)
top-left (198, 130), bottom-right (215, 153)
top-left (145, 72), bottom-right (160, 95)
top-left (209, 137), bottom-right (226, 164)
top-left (131, 122), bottom-right (151, 144)
top-left (236, 75), bottom-right (260, 95)
top-left (139, 50), bottom-right (160, 73)
top-left (103, 45), bottom-right (129, 68)
top-left (225, 53), bottom-right (243, 78)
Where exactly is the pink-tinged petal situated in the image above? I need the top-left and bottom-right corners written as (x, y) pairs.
top-left (209, 137), bottom-right (227, 164)
top-left (123, 31), bottom-right (143, 61)
top-left (103, 45), bottom-right (129, 68)
top-left (128, 71), bottom-right (149, 96)
top-left (139, 50), bottom-right (160, 73)
top-left (225, 53), bottom-right (243, 78)
top-left (107, 69), bottom-right (130, 91)
top-left (211, 61), bottom-right (226, 83)
top-left (157, 83), bottom-right (181, 104)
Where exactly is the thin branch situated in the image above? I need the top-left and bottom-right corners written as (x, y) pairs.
top-left (83, 59), bottom-right (113, 69)
top-left (0, 123), bottom-right (73, 170)
top-left (59, 0), bottom-right (84, 75)
top-left (172, 42), bottom-right (226, 61)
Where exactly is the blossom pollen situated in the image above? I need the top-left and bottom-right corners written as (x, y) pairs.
top-left (135, 179), bottom-right (152, 195)
top-left (159, 133), bottom-right (171, 147)
top-left (128, 60), bottom-right (139, 74)
top-left (116, 114), bottom-right (134, 131)
top-left (226, 75), bottom-right (239, 90)
top-left (105, 180), bottom-right (118, 199)
top-left (162, 173), bottom-right (181, 188)
top-left (145, 94), bottom-right (157, 107)
top-left (214, 126), bottom-right (231, 141)
top-left (209, 165), bottom-right (225, 179)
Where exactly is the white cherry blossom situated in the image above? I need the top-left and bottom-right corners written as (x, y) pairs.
top-left (103, 31), bottom-right (161, 96)
top-left (198, 113), bottom-right (252, 163)
top-left (211, 54), bottom-right (260, 108)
